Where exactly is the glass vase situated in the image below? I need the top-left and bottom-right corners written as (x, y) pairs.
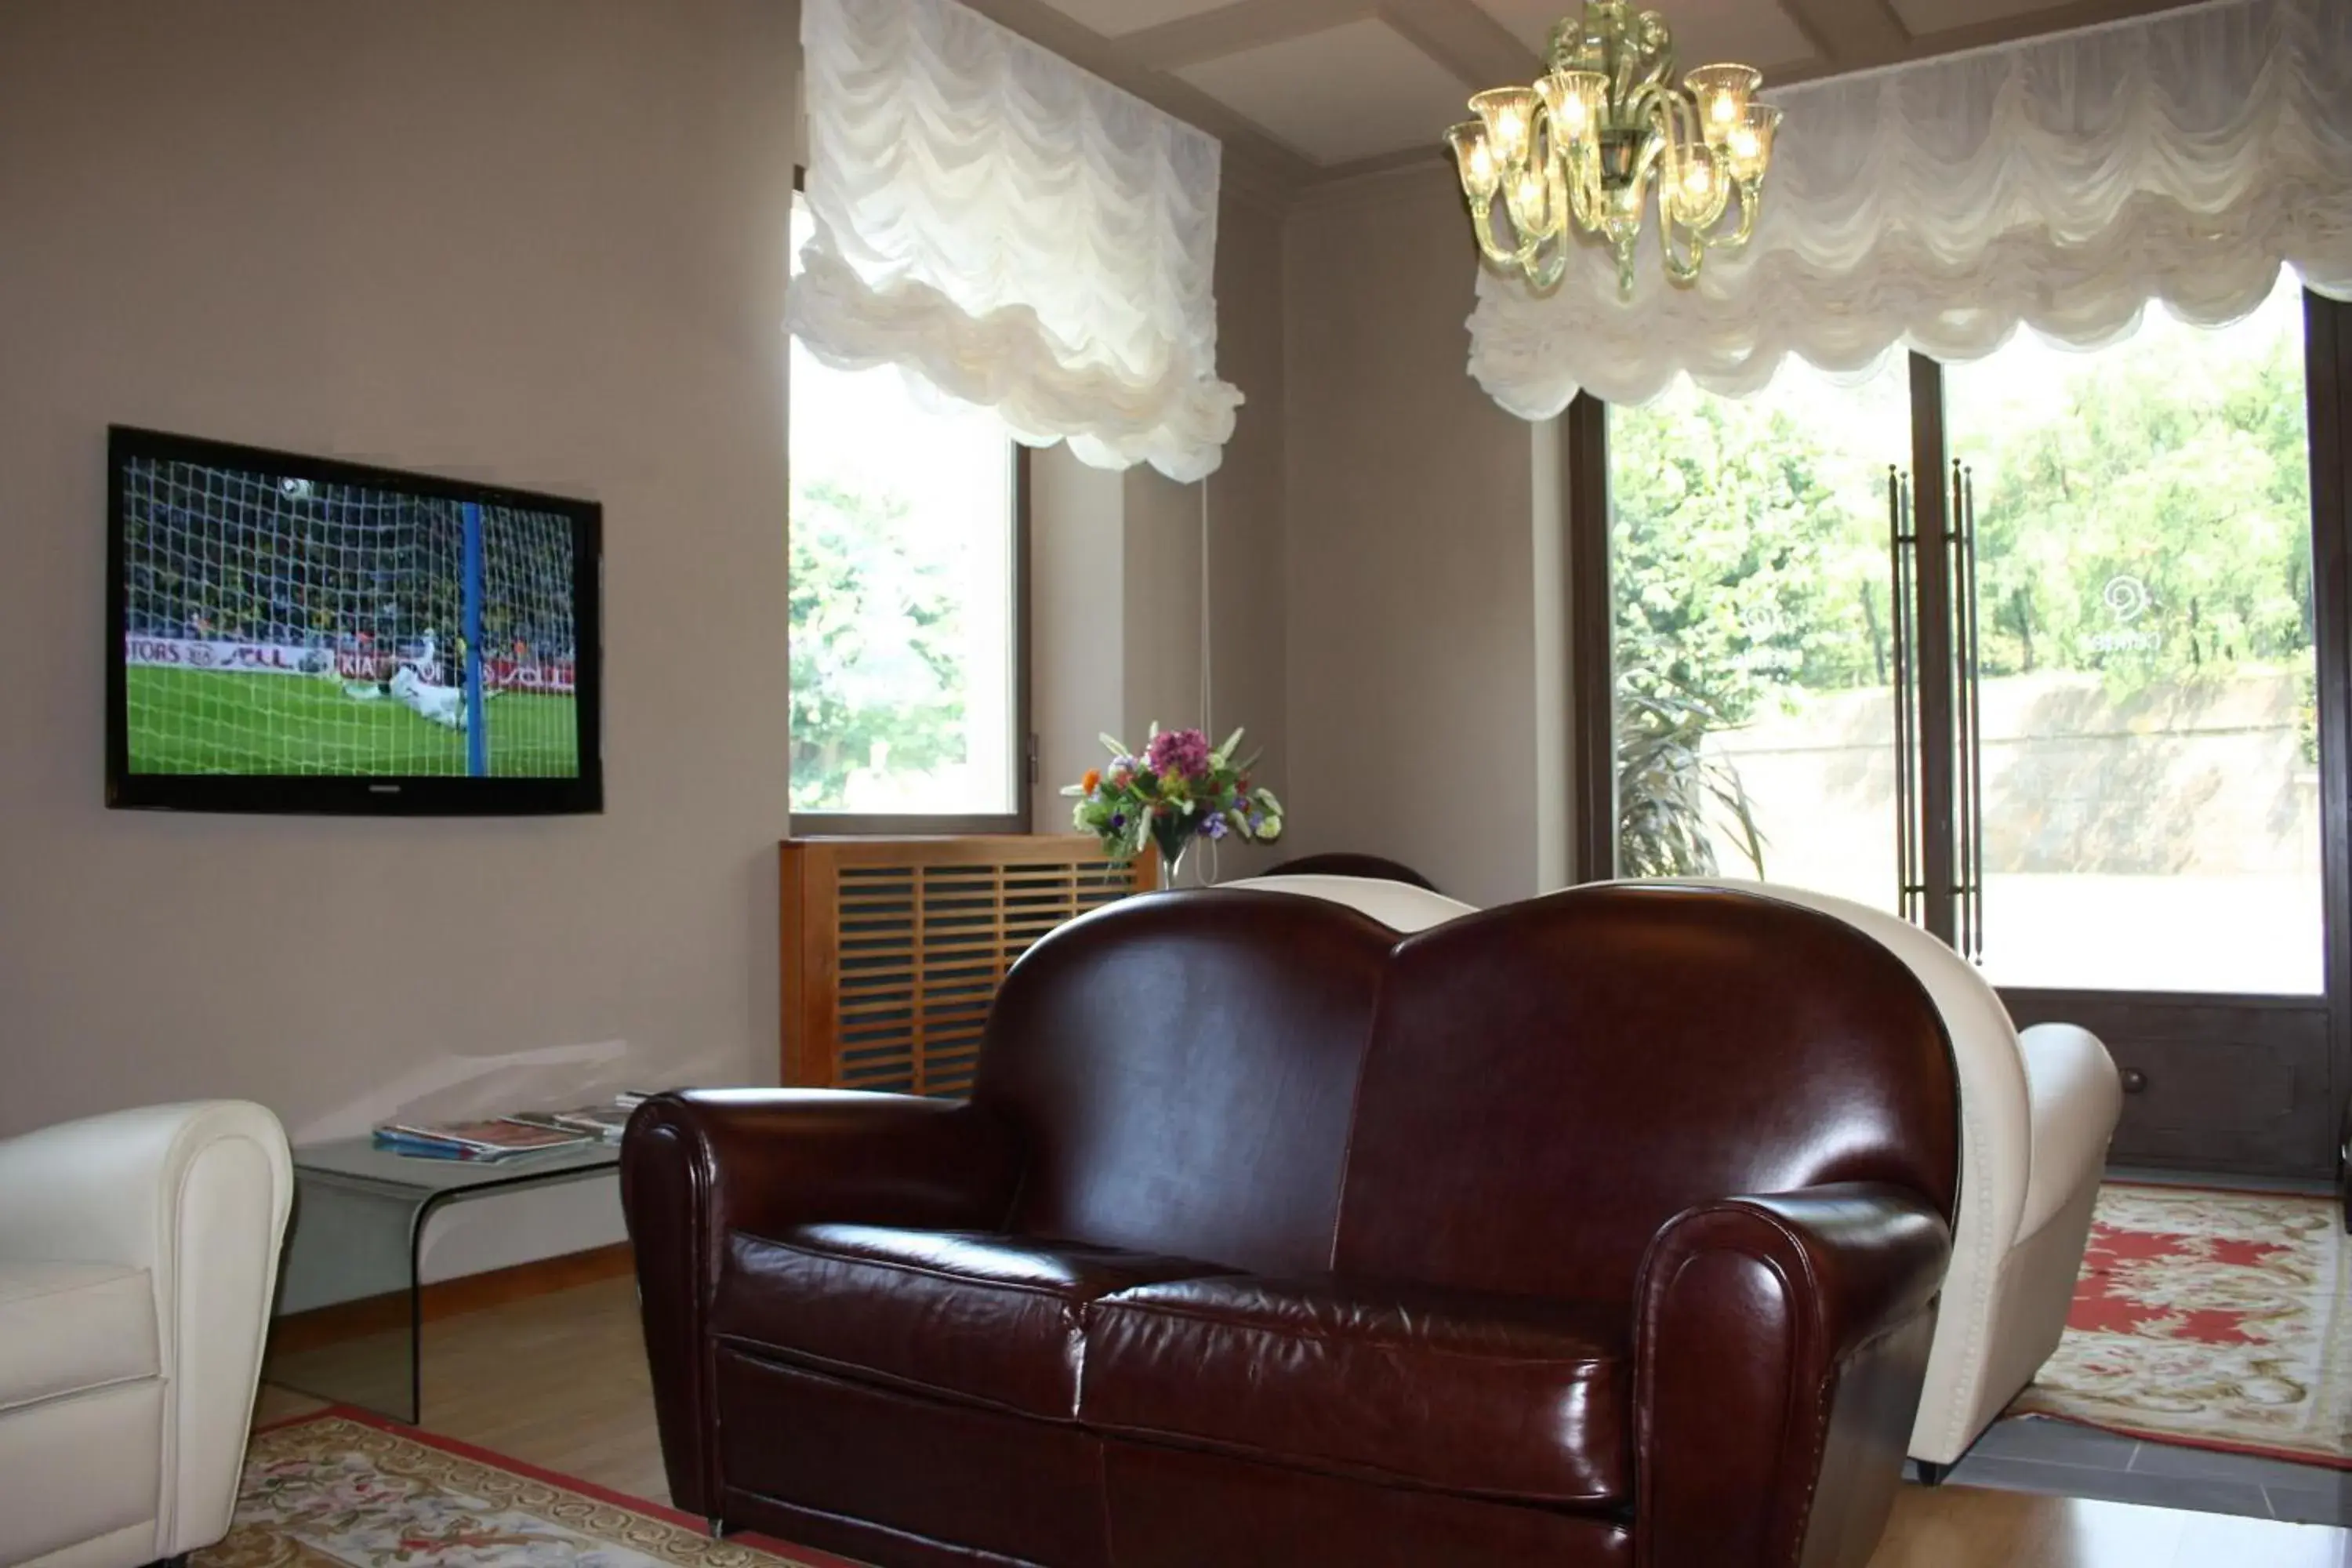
top-left (1151, 818), bottom-right (1192, 888)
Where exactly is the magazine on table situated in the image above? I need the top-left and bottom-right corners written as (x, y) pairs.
top-left (370, 1117), bottom-right (595, 1160)
top-left (507, 1104), bottom-right (635, 1143)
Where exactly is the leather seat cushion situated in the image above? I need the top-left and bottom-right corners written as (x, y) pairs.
top-left (1080, 1275), bottom-right (1632, 1505)
top-left (712, 1225), bottom-right (1238, 1420)
top-left (0, 1261), bottom-right (158, 1414)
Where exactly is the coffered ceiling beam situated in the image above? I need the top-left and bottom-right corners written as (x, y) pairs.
top-left (1774, 0), bottom-right (1913, 70)
top-left (1377, 0), bottom-right (1544, 93)
top-left (1121, 0), bottom-right (1372, 72)
top-left (956, 0), bottom-right (1317, 193)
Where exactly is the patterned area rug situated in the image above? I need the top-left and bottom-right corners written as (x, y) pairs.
top-left (2009, 1183), bottom-right (2352, 1466)
top-left (196, 1411), bottom-right (849, 1566)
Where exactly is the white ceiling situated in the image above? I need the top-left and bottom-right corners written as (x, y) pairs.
top-left (1009, 0), bottom-right (2199, 174)
top-left (1040, 0), bottom-right (1236, 36)
top-left (1890, 0), bottom-right (2083, 30)
top-left (1176, 19), bottom-right (1473, 165)
top-left (1472, 0), bottom-right (1819, 74)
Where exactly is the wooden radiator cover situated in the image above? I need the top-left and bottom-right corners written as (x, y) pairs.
top-left (780, 837), bottom-right (1154, 1094)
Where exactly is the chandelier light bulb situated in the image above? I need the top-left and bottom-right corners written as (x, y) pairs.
top-left (1450, 2), bottom-right (1778, 294)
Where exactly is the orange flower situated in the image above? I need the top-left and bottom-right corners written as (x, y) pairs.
top-left (1080, 768), bottom-right (1102, 795)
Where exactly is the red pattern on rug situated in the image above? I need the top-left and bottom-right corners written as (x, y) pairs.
top-left (2009, 1183), bottom-right (2351, 1468)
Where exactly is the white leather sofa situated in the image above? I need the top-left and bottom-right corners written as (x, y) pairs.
top-left (1223, 872), bottom-right (1478, 932)
top-left (0, 1101), bottom-right (293, 1568)
top-left (1624, 880), bottom-right (2122, 1472)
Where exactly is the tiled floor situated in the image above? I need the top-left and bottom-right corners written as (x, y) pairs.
top-left (2106, 1165), bottom-right (2337, 1198)
top-left (1919, 1169), bottom-right (2348, 1525)
top-left (1926, 1414), bottom-right (2352, 1526)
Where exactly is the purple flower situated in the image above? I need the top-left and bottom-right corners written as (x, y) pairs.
top-left (1145, 728), bottom-right (1212, 779)
top-left (1201, 814), bottom-right (1229, 840)
top-left (1109, 812), bottom-right (1127, 829)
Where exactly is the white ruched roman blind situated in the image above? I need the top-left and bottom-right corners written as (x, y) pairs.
top-left (1466, 0), bottom-right (2352, 419)
top-left (790, 0), bottom-right (1243, 483)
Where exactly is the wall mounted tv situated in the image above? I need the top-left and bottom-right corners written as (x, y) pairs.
top-left (107, 426), bottom-right (603, 815)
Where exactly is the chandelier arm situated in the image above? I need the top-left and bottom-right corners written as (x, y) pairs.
top-left (1526, 238), bottom-right (1570, 292)
top-left (1661, 200), bottom-right (1704, 284)
top-left (1719, 179), bottom-right (1762, 248)
top-left (1566, 143), bottom-right (1600, 233)
top-left (1467, 198), bottom-right (1521, 268)
top-left (1630, 100), bottom-right (1673, 193)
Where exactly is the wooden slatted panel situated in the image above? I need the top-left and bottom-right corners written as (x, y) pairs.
top-left (782, 838), bottom-right (1150, 1094)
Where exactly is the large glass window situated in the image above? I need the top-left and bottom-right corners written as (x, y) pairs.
top-left (1944, 276), bottom-right (2318, 993)
top-left (787, 195), bottom-right (1025, 830)
top-left (1608, 354), bottom-right (1911, 911)
top-left (1600, 275), bottom-right (2320, 995)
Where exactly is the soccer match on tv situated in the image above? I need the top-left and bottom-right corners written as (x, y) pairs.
top-left (118, 457), bottom-right (583, 778)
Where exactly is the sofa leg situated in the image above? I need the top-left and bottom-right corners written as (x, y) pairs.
top-left (1913, 1460), bottom-right (1952, 1487)
top-left (707, 1516), bottom-right (733, 1539)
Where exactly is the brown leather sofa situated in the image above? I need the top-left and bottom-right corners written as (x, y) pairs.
top-left (622, 884), bottom-right (1958, 1568)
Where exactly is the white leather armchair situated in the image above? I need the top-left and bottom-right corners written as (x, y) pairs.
top-left (1220, 873), bottom-right (1479, 932)
top-left (0, 1102), bottom-right (293, 1568)
top-left (1628, 880), bottom-right (2123, 1471)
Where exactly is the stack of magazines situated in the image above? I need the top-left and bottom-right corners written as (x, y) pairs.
top-left (372, 1092), bottom-right (650, 1160)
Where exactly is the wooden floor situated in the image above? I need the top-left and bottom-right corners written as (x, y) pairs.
top-left (255, 1275), bottom-right (2350, 1567)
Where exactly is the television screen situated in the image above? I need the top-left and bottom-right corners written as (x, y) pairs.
top-left (107, 426), bottom-right (602, 815)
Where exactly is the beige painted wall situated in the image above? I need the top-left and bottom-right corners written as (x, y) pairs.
top-left (1281, 165), bottom-right (1560, 909)
top-left (1029, 450), bottom-right (1127, 833)
top-left (0, 0), bottom-right (797, 1138)
top-left (1031, 192), bottom-right (1289, 886)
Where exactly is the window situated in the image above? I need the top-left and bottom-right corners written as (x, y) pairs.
top-left (1590, 273), bottom-right (2328, 996)
top-left (787, 194), bottom-right (1029, 833)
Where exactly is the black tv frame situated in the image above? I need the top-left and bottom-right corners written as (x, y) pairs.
top-left (106, 425), bottom-right (604, 816)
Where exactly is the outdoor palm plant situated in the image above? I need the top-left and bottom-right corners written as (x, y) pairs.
top-left (1615, 683), bottom-right (1766, 879)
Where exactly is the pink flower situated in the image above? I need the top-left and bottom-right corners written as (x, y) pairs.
top-left (1145, 728), bottom-right (1212, 779)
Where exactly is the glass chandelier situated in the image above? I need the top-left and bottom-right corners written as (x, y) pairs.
top-left (1447, 0), bottom-right (1780, 296)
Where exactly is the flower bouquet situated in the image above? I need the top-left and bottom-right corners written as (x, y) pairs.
top-left (1065, 724), bottom-right (1284, 884)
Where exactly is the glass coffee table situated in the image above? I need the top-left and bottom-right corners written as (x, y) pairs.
top-left (270, 1137), bottom-right (622, 1423)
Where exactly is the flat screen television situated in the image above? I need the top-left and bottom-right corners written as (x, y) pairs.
top-left (107, 425), bottom-right (603, 815)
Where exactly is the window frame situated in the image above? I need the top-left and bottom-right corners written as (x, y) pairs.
top-left (1564, 290), bottom-right (2352, 1181)
top-left (785, 176), bottom-right (1035, 838)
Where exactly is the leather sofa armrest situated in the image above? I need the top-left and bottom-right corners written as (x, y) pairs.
top-left (2016, 1022), bottom-right (2122, 1241)
top-left (1635, 1182), bottom-right (1951, 1568)
top-left (619, 1088), bottom-right (1022, 1515)
top-left (0, 1101), bottom-right (293, 1557)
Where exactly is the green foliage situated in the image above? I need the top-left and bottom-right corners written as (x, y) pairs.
top-left (1606, 299), bottom-right (2311, 877)
top-left (788, 480), bottom-right (967, 811)
top-left (1617, 684), bottom-right (1766, 878)
top-left (1063, 728), bottom-right (1285, 869)
top-left (1965, 339), bottom-right (2311, 691)
top-left (1610, 385), bottom-right (1892, 736)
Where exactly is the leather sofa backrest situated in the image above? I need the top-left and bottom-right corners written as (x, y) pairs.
top-left (973, 891), bottom-right (1395, 1276)
top-left (1334, 884), bottom-right (1959, 1307)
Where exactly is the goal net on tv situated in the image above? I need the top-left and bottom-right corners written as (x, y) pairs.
top-left (120, 458), bottom-right (579, 777)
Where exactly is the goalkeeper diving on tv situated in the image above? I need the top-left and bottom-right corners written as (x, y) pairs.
top-left (119, 456), bottom-right (582, 778)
